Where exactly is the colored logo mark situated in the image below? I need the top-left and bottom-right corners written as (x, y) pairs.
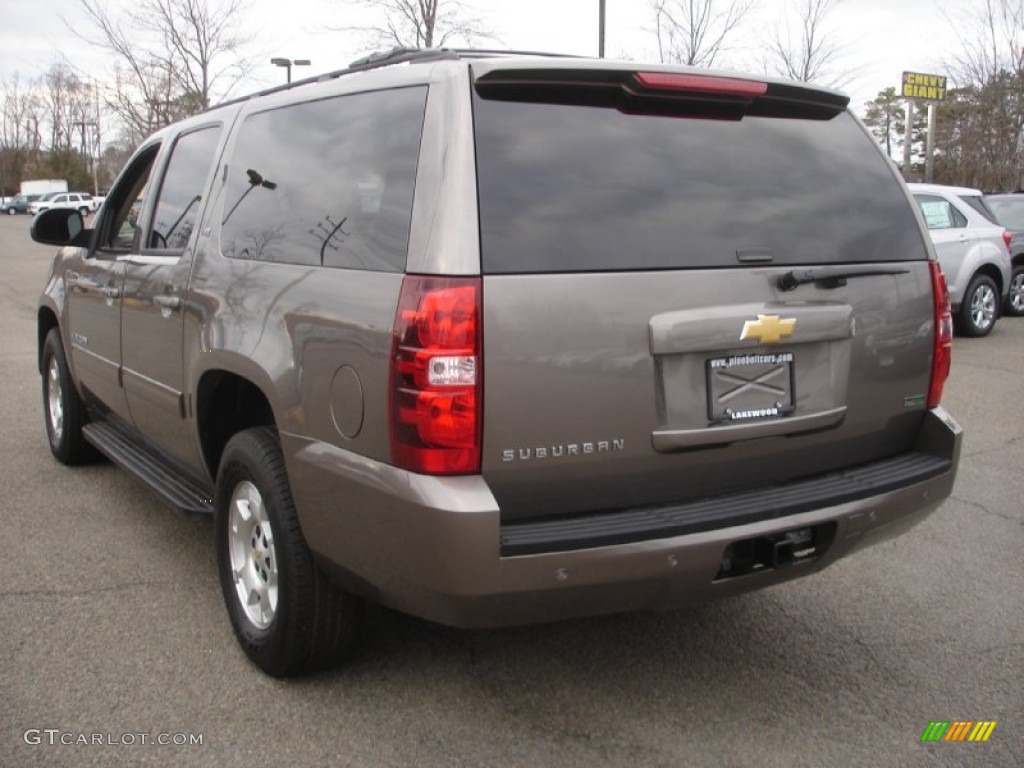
top-left (920, 720), bottom-right (997, 742)
top-left (740, 315), bottom-right (796, 345)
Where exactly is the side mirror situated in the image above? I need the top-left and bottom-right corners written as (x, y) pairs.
top-left (31, 208), bottom-right (90, 247)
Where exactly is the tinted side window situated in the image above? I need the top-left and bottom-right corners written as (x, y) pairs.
top-left (149, 126), bottom-right (222, 251)
top-left (220, 86), bottom-right (426, 272)
top-left (97, 145), bottom-right (160, 253)
top-left (474, 97), bottom-right (928, 273)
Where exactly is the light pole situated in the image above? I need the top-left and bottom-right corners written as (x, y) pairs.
top-left (271, 57), bottom-right (311, 84)
top-left (599, 0), bottom-right (605, 58)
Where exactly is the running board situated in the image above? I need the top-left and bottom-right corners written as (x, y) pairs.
top-left (82, 421), bottom-right (214, 516)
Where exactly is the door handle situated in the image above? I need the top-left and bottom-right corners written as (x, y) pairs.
top-left (153, 295), bottom-right (181, 310)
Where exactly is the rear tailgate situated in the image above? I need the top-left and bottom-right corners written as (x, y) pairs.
top-left (471, 65), bottom-right (938, 532)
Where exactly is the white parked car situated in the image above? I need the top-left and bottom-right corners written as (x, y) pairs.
top-left (909, 183), bottom-right (1012, 337)
top-left (28, 192), bottom-right (97, 217)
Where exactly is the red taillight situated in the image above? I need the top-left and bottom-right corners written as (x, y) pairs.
top-left (634, 71), bottom-right (768, 96)
top-left (390, 275), bottom-right (481, 475)
top-left (1002, 230), bottom-right (1012, 253)
top-left (928, 261), bottom-right (953, 408)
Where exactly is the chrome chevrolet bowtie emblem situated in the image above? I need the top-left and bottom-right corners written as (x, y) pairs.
top-left (740, 314), bottom-right (796, 344)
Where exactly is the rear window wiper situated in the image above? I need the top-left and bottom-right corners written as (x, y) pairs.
top-left (778, 267), bottom-right (910, 291)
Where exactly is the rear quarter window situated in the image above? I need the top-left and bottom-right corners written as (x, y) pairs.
top-left (473, 95), bottom-right (927, 273)
top-left (220, 86), bottom-right (427, 272)
top-left (957, 194), bottom-right (997, 223)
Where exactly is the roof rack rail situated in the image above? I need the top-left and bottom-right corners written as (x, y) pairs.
top-left (433, 48), bottom-right (583, 60)
top-left (213, 47), bottom-right (581, 111)
top-left (347, 46), bottom-right (434, 68)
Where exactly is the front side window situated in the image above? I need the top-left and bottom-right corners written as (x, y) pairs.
top-left (96, 145), bottom-right (160, 253)
top-left (220, 86), bottom-right (426, 272)
top-left (149, 125), bottom-right (222, 251)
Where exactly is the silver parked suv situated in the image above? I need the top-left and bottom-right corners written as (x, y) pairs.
top-left (909, 183), bottom-right (1012, 336)
top-left (33, 49), bottom-right (962, 677)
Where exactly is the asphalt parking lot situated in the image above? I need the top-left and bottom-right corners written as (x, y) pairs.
top-left (0, 214), bottom-right (1020, 767)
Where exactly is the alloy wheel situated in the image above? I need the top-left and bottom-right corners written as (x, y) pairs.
top-left (227, 480), bottom-right (279, 629)
top-left (971, 283), bottom-right (996, 332)
top-left (1008, 272), bottom-right (1024, 315)
top-left (46, 357), bottom-right (64, 442)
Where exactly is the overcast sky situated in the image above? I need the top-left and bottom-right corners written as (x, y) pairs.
top-left (1, 0), bottom-right (967, 116)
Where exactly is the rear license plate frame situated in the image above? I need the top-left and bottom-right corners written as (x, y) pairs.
top-left (706, 351), bottom-right (796, 422)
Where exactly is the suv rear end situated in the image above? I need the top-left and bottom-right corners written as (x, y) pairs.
top-left (299, 57), bottom-right (961, 629)
top-left (35, 51), bottom-right (961, 676)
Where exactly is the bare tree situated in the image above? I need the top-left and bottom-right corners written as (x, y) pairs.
top-left (76, 0), bottom-right (253, 140)
top-left (931, 1), bottom-right (1024, 190)
top-left (763, 0), bottom-right (847, 86)
top-left (1, 74), bottom-right (44, 155)
top-left (945, 0), bottom-right (1024, 86)
top-left (651, 0), bottom-right (756, 68)
top-left (42, 64), bottom-right (87, 152)
top-left (1, 73), bottom-right (44, 196)
top-left (351, 0), bottom-right (492, 50)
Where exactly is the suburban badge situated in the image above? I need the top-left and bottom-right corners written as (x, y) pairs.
top-left (740, 314), bottom-right (796, 344)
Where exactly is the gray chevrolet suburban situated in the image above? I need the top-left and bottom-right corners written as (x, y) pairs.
top-left (33, 49), bottom-right (962, 677)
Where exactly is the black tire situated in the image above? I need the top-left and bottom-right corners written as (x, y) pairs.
top-left (215, 427), bottom-right (359, 677)
top-left (957, 274), bottom-right (999, 337)
top-left (6, 207), bottom-right (15, 215)
top-left (1005, 265), bottom-right (1024, 317)
top-left (41, 329), bottom-right (99, 464)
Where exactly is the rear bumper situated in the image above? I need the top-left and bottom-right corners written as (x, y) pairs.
top-left (284, 407), bottom-right (961, 629)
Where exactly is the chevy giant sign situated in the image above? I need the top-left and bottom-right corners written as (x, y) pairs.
top-left (902, 71), bottom-right (947, 101)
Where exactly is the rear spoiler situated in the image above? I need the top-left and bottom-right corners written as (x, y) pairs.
top-left (473, 67), bottom-right (849, 120)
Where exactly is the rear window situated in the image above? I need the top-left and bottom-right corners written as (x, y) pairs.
top-left (473, 94), bottom-right (927, 273)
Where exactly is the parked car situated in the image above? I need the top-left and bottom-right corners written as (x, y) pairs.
top-left (908, 183), bottom-right (1012, 336)
top-left (32, 49), bottom-right (962, 677)
top-left (981, 193), bottom-right (1024, 316)
top-left (28, 191), bottom-right (97, 217)
top-left (5, 193), bottom-right (43, 215)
